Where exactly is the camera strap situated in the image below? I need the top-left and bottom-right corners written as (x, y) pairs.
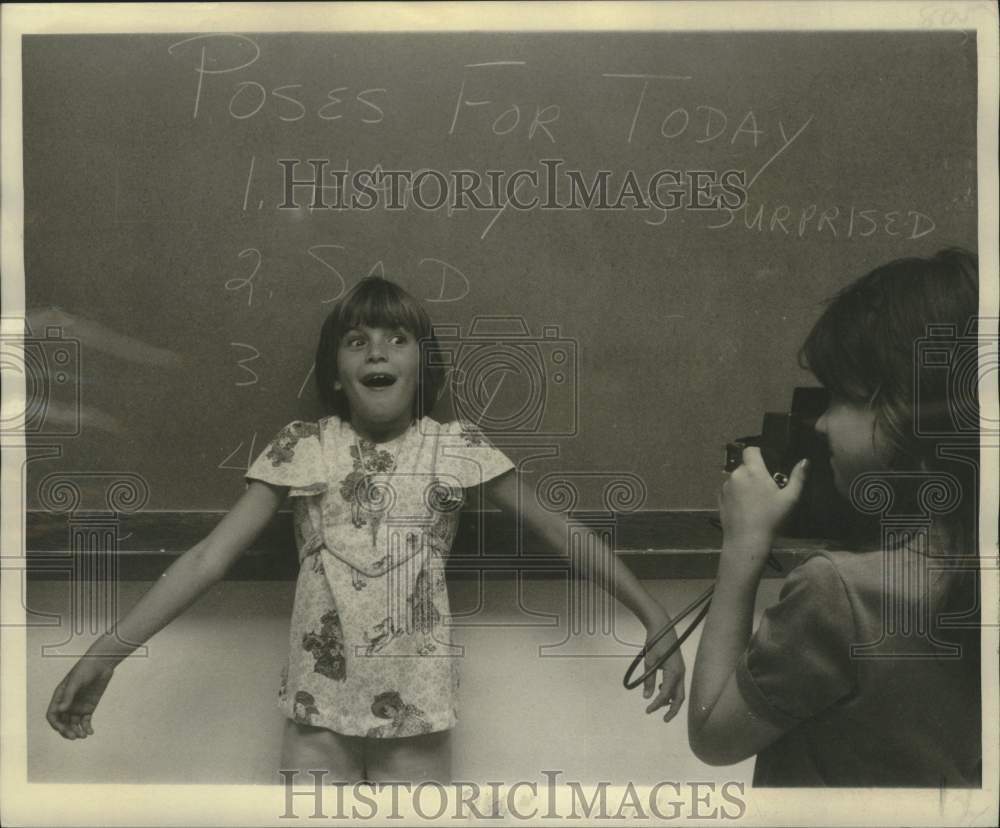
top-left (622, 535), bottom-right (783, 691)
top-left (622, 583), bottom-right (714, 690)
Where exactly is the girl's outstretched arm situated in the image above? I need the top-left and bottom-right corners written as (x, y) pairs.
top-left (45, 480), bottom-right (288, 740)
top-left (482, 470), bottom-right (686, 721)
top-left (687, 448), bottom-right (804, 764)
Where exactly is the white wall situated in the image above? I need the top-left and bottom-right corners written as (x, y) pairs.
top-left (26, 577), bottom-right (780, 786)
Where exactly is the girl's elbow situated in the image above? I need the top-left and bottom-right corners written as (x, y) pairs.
top-left (688, 733), bottom-right (720, 766)
top-left (688, 729), bottom-right (749, 767)
top-left (691, 745), bottom-right (737, 767)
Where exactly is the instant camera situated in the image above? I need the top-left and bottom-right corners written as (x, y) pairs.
top-left (625, 387), bottom-right (856, 689)
top-left (725, 387), bottom-right (854, 539)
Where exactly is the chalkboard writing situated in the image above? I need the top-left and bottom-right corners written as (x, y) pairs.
top-left (22, 31), bottom-right (977, 510)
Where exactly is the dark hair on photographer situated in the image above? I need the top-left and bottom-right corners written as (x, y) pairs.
top-left (314, 278), bottom-right (442, 420)
top-left (799, 247), bottom-right (980, 653)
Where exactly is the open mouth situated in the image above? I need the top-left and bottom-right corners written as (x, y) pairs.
top-left (360, 373), bottom-right (397, 388)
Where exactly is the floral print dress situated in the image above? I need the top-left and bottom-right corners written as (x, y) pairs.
top-left (246, 415), bottom-right (513, 737)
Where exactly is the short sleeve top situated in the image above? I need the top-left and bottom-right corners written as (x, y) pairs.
top-left (242, 416), bottom-right (515, 738)
top-left (736, 548), bottom-right (981, 787)
top-left (736, 555), bottom-right (857, 728)
top-left (245, 415), bottom-right (515, 575)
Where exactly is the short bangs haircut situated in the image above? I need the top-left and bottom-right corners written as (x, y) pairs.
top-left (314, 278), bottom-right (442, 419)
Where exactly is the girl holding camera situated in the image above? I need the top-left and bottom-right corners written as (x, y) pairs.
top-left (688, 249), bottom-right (982, 786)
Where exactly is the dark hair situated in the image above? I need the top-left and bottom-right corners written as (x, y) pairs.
top-left (800, 248), bottom-right (980, 655)
top-left (314, 278), bottom-right (442, 420)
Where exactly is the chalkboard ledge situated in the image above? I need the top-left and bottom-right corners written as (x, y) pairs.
top-left (24, 509), bottom-right (834, 581)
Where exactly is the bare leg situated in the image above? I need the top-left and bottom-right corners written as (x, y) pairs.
top-left (279, 719), bottom-right (366, 783)
top-left (366, 730), bottom-right (453, 783)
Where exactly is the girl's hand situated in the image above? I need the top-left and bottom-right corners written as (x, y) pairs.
top-left (641, 615), bottom-right (687, 722)
top-left (720, 447), bottom-right (809, 554)
top-left (46, 657), bottom-right (117, 740)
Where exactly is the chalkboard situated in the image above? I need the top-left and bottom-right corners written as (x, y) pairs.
top-left (22, 31), bottom-right (978, 511)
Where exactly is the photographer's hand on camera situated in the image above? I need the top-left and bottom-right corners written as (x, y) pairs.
top-left (720, 447), bottom-right (809, 574)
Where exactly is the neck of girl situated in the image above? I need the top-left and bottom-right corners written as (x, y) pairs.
top-left (351, 417), bottom-right (415, 444)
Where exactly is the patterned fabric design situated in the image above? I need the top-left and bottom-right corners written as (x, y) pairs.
top-left (366, 691), bottom-right (434, 738)
top-left (246, 415), bottom-right (514, 737)
top-left (265, 421), bottom-right (321, 466)
top-left (301, 610), bottom-right (347, 681)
